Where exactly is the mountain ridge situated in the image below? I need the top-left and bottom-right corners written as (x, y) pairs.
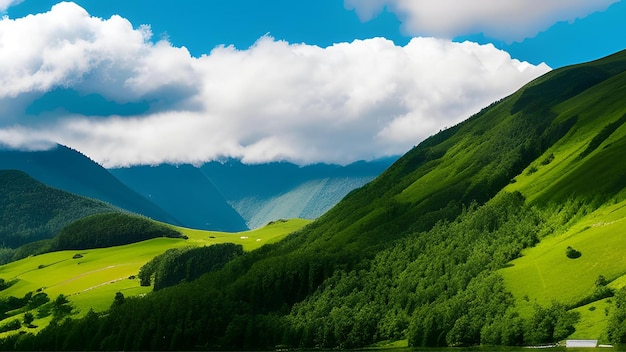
top-left (0, 170), bottom-right (117, 262)
top-left (110, 157), bottom-right (395, 230)
top-left (109, 164), bottom-right (248, 232)
top-left (0, 145), bottom-right (180, 226)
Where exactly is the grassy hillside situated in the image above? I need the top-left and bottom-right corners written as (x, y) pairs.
top-left (493, 52), bottom-right (626, 340)
top-left (2, 50), bottom-right (626, 350)
top-left (0, 218), bottom-right (310, 338)
top-left (0, 170), bottom-right (115, 258)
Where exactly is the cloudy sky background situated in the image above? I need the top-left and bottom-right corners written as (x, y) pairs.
top-left (0, 0), bottom-right (623, 167)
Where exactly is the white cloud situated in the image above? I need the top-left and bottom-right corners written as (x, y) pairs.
top-left (0, 2), bottom-right (197, 105)
top-left (345, 0), bottom-right (619, 41)
top-left (0, 0), bottom-right (22, 12)
top-left (0, 2), bottom-right (551, 167)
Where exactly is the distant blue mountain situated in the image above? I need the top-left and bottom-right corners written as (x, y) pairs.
top-left (201, 159), bottom-right (396, 228)
top-left (110, 164), bottom-right (248, 232)
top-left (112, 158), bottom-right (397, 230)
top-left (0, 145), bottom-right (180, 226)
top-left (0, 144), bottom-right (396, 231)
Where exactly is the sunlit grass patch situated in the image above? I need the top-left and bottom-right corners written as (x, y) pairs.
top-left (0, 218), bottom-right (310, 334)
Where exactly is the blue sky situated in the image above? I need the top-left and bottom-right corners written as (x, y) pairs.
top-left (7, 0), bottom-right (624, 67)
top-left (0, 1), bottom-right (624, 166)
top-left (6, 1), bottom-right (408, 56)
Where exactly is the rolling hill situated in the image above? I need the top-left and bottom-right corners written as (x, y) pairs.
top-left (0, 145), bottom-right (179, 226)
top-left (2, 50), bottom-right (626, 350)
top-left (0, 218), bottom-right (310, 338)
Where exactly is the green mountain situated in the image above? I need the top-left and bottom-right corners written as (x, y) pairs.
top-left (3, 50), bottom-right (626, 350)
top-left (0, 145), bottom-right (180, 226)
top-left (0, 170), bottom-right (115, 262)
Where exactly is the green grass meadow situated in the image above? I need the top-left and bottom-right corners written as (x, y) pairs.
top-left (0, 218), bottom-right (310, 337)
top-left (500, 201), bottom-right (626, 341)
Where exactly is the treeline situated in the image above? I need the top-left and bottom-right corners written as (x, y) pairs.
top-left (50, 212), bottom-right (184, 250)
top-left (607, 287), bottom-right (626, 344)
top-left (0, 170), bottom-right (115, 262)
top-left (139, 243), bottom-right (243, 291)
top-left (0, 292), bottom-right (49, 321)
top-left (0, 192), bottom-right (585, 350)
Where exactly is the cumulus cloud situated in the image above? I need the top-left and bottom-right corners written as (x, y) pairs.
top-left (345, 0), bottom-right (619, 41)
top-left (0, 2), bottom-right (551, 167)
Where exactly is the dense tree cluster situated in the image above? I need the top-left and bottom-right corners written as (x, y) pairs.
top-left (139, 243), bottom-right (243, 290)
top-left (51, 212), bottom-right (184, 250)
top-left (0, 290), bottom-right (74, 337)
top-left (288, 192), bottom-right (575, 348)
top-left (608, 288), bottom-right (626, 344)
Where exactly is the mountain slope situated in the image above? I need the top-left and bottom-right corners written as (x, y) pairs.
top-left (109, 164), bottom-right (247, 232)
top-left (5, 50), bottom-right (626, 350)
top-left (110, 159), bottom-right (394, 230)
top-left (0, 219), bottom-right (310, 338)
top-left (201, 159), bottom-right (395, 228)
top-left (0, 170), bottom-right (115, 258)
top-left (493, 51), bottom-right (626, 338)
top-left (0, 145), bottom-right (179, 226)
top-left (231, 176), bottom-right (376, 229)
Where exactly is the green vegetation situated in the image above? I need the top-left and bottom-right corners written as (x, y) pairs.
top-left (2, 50), bottom-right (626, 350)
top-left (0, 218), bottom-right (309, 339)
top-left (51, 212), bottom-right (184, 250)
top-left (566, 246), bottom-right (582, 259)
top-left (291, 192), bottom-right (544, 348)
top-left (608, 288), bottom-right (626, 344)
top-left (0, 170), bottom-right (115, 263)
top-left (138, 243), bottom-right (243, 290)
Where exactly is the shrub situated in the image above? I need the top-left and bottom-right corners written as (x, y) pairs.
top-left (23, 312), bottom-right (34, 327)
top-left (566, 246), bottom-right (582, 259)
top-left (0, 319), bottom-right (21, 333)
top-left (541, 153), bottom-right (555, 165)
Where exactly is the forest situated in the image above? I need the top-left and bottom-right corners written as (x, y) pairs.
top-left (138, 243), bottom-right (244, 290)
